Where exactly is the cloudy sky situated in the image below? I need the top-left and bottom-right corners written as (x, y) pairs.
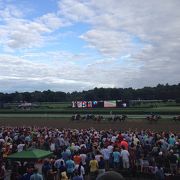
top-left (0, 0), bottom-right (180, 92)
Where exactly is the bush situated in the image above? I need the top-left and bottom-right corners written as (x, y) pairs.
top-left (175, 99), bottom-right (180, 103)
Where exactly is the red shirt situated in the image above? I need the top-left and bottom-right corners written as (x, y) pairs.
top-left (120, 140), bottom-right (128, 150)
top-left (118, 134), bottom-right (123, 142)
top-left (73, 155), bottom-right (81, 165)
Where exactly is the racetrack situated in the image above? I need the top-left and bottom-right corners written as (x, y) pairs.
top-left (0, 116), bottom-right (179, 132)
top-left (0, 113), bottom-right (175, 118)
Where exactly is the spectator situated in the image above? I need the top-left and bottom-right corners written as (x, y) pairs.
top-left (120, 139), bottom-right (128, 150)
top-left (73, 152), bottom-right (82, 165)
top-left (66, 156), bottom-right (75, 179)
top-left (155, 166), bottom-right (165, 180)
top-left (0, 162), bottom-right (5, 180)
top-left (100, 146), bottom-right (110, 170)
top-left (168, 149), bottom-right (178, 174)
top-left (98, 156), bottom-right (105, 174)
top-left (89, 154), bottom-right (98, 179)
top-left (121, 146), bottom-right (130, 169)
top-left (72, 171), bottom-right (83, 180)
top-left (58, 160), bottom-right (67, 178)
top-left (30, 168), bottom-right (43, 180)
top-left (74, 162), bottom-right (85, 180)
top-left (112, 148), bottom-right (121, 169)
top-left (61, 171), bottom-right (68, 180)
top-left (42, 160), bottom-right (51, 180)
top-left (22, 167), bottom-right (33, 180)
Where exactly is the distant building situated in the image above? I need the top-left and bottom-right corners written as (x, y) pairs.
top-left (18, 102), bottom-right (38, 109)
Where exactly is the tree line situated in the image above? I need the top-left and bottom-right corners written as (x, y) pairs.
top-left (0, 83), bottom-right (180, 103)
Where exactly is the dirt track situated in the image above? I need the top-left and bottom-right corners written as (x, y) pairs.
top-left (0, 117), bottom-right (180, 132)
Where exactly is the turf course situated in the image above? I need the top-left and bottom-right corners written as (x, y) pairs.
top-left (0, 107), bottom-right (180, 116)
top-left (0, 113), bottom-right (175, 119)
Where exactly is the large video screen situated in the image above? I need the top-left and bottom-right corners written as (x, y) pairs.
top-left (72, 100), bottom-right (128, 108)
top-left (72, 101), bottom-right (104, 108)
top-left (72, 101), bottom-right (82, 108)
top-left (92, 101), bottom-right (104, 108)
top-left (104, 100), bottom-right (116, 108)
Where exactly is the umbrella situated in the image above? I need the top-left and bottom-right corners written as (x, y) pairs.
top-left (7, 149), bottom-right (53, 161)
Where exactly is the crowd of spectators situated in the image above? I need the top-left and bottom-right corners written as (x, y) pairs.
top-left (0, 126), bottom-right (179, 179)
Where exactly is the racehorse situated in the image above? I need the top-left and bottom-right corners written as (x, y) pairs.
top-left (80, 114), bottom-right (96, 121)
top-left (146, 114), bottom-right (161, 123)
top-left (172, 115), bottom-right (180, 122)
top-left (108, 115), bottom-right (127, 122)
top-left (94, 115), bottom-right (104, 123)
top-left (71, 114), bottom-right (102, 122)
top-left (85, 114), bottom-right (96, 121)
top-left (121, 114), bottom-right (127, 122)
top-left (71, 114), bottom-right (81, 121)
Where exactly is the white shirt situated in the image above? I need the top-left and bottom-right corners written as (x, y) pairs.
top-left (107, 145), bottom-right (114, 153)
top-left (101, 148), bottom-right (110, 160)
top-left (121, 150), bottom-right (130, 161)
top-left (111, 136), bottom-right (117, 143)
top-left (80, 154), bottom-right (87, 165)
top-left (50, 143), bottom-right (55, 151)
top-left (80, 144), bottom-right (86, 149)
top-left (54, 158), bottom-right (65, 168)
top-left (133, 137), bottom-right (140, 146)
top-left (75, 164), bottom-right (85, 177)
top-left (59, 137), bottom-right (65, 146)
top-left (17, 143), bottom-right (25, 152)
top-left (74, 145), bottom-right (80, 151)
top-left (95, 154), bottom-right (102, 162)
top-left (0, 139), bottom-right (5, 143)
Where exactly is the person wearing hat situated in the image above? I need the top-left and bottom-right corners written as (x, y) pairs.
top-left (96, 171), bottom-right (124, 180)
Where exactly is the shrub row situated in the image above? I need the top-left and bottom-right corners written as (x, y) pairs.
top-left (0, 108), bottom-right (179, 115)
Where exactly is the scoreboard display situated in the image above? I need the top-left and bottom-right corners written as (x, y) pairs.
top-left (72, 100), bottom-right (128, 108)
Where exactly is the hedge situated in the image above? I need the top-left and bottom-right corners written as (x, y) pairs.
top-left (0, 108), bottom-right (179, 115)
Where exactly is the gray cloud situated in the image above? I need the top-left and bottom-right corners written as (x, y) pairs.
top-left (58, 0), bottom-right (180, 88)
top-left (0, 54), bottom-right (116, 92)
